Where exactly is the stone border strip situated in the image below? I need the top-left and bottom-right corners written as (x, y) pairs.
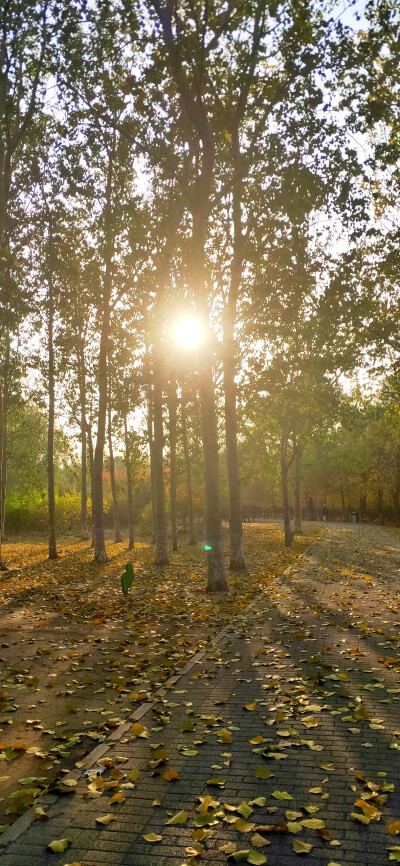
top-left (0, 538), bottom-right (318, 850)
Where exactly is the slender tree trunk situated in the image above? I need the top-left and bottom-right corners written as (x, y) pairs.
top-left (293, 440), bottom-right (304, 535)
top-left (47, 231), bottom-right (58, 561)
top-left (280, 435), bottom-right (293, 547)
top-left (152, 357), bottom-right (169, 565)
top-left (0, 339), bottom-right (9, 540)
top-left (78, 342), bottom-right (88, 539)
top-left (0, 384), bottom-right (6, 569)
top-left (198, 347), bottom-right (227, 590)
top-left (377, 487), bottom-right (384, 524)
top-left (223, 338), bottom-right (245, 569)
top-left (223, 127), bottom-right (245, 571)
top-left (124, 413), bottom-right (134, 550)
top-left (168, 380), bottom-right (178, 551)
top-left (108, 392), bottom-right (122, 543)
top-left (147, 394), bottom-right (156, 543)
top-left (92, 153), bottom-right (114, 563)
top-left (181, 394), bottom-right (196, 546)
top-left (192, 208), bottom-right (227, 591)
top-left (87, 423), bottom-right (95, 546)
top-left (341, 487), bottom-right (346, 522)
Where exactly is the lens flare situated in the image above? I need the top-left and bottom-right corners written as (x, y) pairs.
top-left (174, 318), bottom-right (203, 349)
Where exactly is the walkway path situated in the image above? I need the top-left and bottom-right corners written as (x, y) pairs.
top-left (2, 524), bottom-right (400, 866)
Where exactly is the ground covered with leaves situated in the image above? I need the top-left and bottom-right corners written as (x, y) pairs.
top-left (0, 523), bottom-right (317, 830)
top-left (2, 523), bottom-right (400, 866)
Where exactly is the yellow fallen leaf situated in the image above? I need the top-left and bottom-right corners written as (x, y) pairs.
top-left (271, 790), bottom-right (293, 800)
top-left (235, 818), bottom-right (255, 833)
top-left (143, 833), bottom-right (162, 842)
top-left (166, 810), bottom-right (188, 824)
top-left (95, 814), bottom-right (115, 826)
top-left (293, 839), bottom-right (313, 853)
top-left (109, 792), bottom-right (125, 804)
top-left (163, 769), bottom-right (180, 781)
top-left (47, 838), bottom-right (72, 852)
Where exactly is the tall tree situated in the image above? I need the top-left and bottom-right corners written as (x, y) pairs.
top-left (167, 379), bottom-right (178, 551)
top-left (0, 0), bottom-right (52, 568)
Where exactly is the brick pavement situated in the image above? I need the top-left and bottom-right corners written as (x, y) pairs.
top-left (1, 523), bottom-right (400, 866)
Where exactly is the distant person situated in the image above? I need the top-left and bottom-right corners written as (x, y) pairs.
top-left (322, 503), bottom-right (328, 522)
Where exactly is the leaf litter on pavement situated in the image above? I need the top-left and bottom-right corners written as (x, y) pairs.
top-left (0, 524), bottom-right (315, 830)
top-left (2, 523), bottom-right (400, 866)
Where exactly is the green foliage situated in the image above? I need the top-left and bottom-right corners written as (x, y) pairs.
top-left (5, 491), bottom-right (85, 533)
top-left (121, 562), bottom-right (134, 597)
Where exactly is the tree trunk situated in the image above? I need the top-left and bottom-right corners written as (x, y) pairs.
top-left (293, 440), bottom-right (304, 535)
top-left (87, 423), bottom-right (95, 546)
top-left (108, 394), bottom-right (122, 543)
top-left (152, 358), bottom-right (169, 565)
top-left (198, 349), bottom-right (227, 590)
top-left (168, 380), bottom-right (178, 551)
top-left (222, 125), bottom-right (245, 571)
top-left (192, 205), bottom-right (227, 591)
top-left (377, 487), bottom-right (384, 524)
top-left (341, 487), bottom-right (346, 522)
top-left (47, 231), bottom-right (58, 561)
top-left (280, 435), bottom-right (293, 547)
top-left (223, 338), bottom-right (245, 569)
top-left (124, 413), bottom-right (134, 550)
top-left (92, 153), bottom-right (114, 563)
top-left (78, 341), bottom-right (88, 539)
top-left (147, 394), bottom-right (156, 543)
top-left (151, 5), bottom-right (226, 589)
top-left (0, 384), bottom-right (6, 569)
top-left (0, 339), bottom-right (9, 540)
top-left (181, 394), bottom-right (196, 546)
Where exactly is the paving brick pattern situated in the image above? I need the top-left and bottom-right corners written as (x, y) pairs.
top-left (2, 524), bottom-right (400, 866)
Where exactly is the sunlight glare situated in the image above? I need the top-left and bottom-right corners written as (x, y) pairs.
top-left (174, 317), bottom-right (203, 349)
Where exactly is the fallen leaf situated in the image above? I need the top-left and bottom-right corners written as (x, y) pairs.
top-left (271, 790), bottom-right (293, 800)
top-left (293, 839), bottom-right (313, 853)
top-left (47, 838), bottom-right (72, 852)
top-left (95, 813), bottom-right (115, 825)
top-left (143, 833), bottom-right (162, 842)
top-left (166, 810), bottom-right (188, 824)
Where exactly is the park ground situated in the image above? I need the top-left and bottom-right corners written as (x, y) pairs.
top-left (1, 522), bottom-right (400, 866)
top-left (0, 523), bottom-right (317, 829)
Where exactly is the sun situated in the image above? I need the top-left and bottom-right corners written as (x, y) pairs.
top-left (174, 317), bottom-right (203, 349)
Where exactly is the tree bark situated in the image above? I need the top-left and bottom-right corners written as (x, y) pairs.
top-left (280, 435), bottom-right (293, 547)
top-left (0, 384), bottom-right (6, 569)
top-left (223, 125), bottom-right (245, 571)
top-left (124, 413), bottom-right (134, 550)
top-left (152, 357), bottom-right (169, 565)
top-left (293, 439), bottom-right (304, 535)
top-left (108, 397), bottom-right (122, 543)
top-left (0, 339), bottom-right (9, 540)
top-left (87, 423), bottom-right (95, 546)
top-left (92, 152), bottom-right (114, 563)
top-left (223, 337), bottom-right (245, 569)
top-left (47, 224), bottom-right (58, 561)
top-left (146, 393), bottom-right (156, 543)
top-left (341, 487), bottom-right (346, 521)
top-left (181, 393), bottom-right (196, 546)
top-left (198, 347), bottom-right (227, 590)
top-left (168, 380), bottom-right (178, 551)
top-left (78, 340), bottom-right (88, 539)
